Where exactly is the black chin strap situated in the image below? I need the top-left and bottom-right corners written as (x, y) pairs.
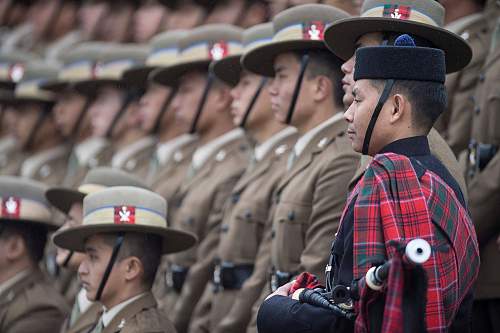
top-left (361, 79), bottom-right (395, 155)
top-left (95, 233), bottom-right (125, 301)
top-left (151, 86), bottom-right (177, 135)
top-left (189, 72), bottom-right (215, 134)
top-left (62, 250), bottom-right (74, 268)
top-left (25, 103), bottom-right (52, 151)
top-left (239, 77), bottom-right (267, 128)
top-left (69, 97), bottom-right (92, 144)
top-left (286, 54), bottom-right (310, 125)
top-left (105, 90), bottom-right (140, 139)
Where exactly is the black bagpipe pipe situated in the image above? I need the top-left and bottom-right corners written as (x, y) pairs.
top-left (296, 238), bottom-right (432, 321)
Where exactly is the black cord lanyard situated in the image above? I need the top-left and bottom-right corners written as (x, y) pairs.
top-left (239, 77), bottom-right (267, 128)
top-left (151, 86), bottom-right (177, 135)
top-left (189, 72), bottom-right (215, 134)
top-left (285, 54), bottom-right (310, 125)
top-left (95, 233), bottom-right (125, 301)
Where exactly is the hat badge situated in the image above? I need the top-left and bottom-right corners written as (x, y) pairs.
top-left (2, 196), bottom-right (20, 218)
top-left (209, 41), bottom-right (229, 61)
top-left (9, 63), bottom-right (24, 82)
top-left (303, 21), bottom-right (325, 41)
top-left (114, 206), bottom-right (136, 224)
top-left (383, 5), bottom-right (411, 20)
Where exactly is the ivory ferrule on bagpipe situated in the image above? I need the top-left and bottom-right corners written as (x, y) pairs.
top-left (294, 238), bottom-right (432, 321)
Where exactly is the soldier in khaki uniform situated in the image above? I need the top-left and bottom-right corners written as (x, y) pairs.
top-left (150, 24), bottom-right (251, 332)
top-left (467, 17), bottom-right (500, 333)
top-left (46, 167), bottom-right (150, 333)
top-left (73, 44), bottom-right (156, 180)
top-left (328, 0), bottom-right (470, 198)
top-left (1, 61), bottom-right (70, 185)
top-left (434, 0), bottom-right (492, 156)
top-left (40, 42), bottom-right (107, 188)
top-left (122, 30), bottom-right (199, 304)
top-left (0, 51), bottom-right (35, 176)
top-left (189, 23), bottom-right (298, 333)
top-left (241, 5), bottom-right (361, 331)
top-left (0, 176), bottom-right (69, 332)
top-left (53, 186), bottom-right (197, 333)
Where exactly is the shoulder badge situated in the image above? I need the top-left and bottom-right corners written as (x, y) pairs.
top-left (215, 150), bottom-right (226, 162)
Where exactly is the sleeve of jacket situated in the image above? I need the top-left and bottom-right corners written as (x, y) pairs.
top-left (300, 151), bottom-right (358, 281)
top-left (468, 152), bottom-right (500, 244)
top-left (256, 295), bottom-right (338, 333)
top-left (172, 176), bottom-right (241, 333)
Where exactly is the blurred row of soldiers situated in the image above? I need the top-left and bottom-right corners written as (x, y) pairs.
top-left (0, 0), bottom-right (500, 332)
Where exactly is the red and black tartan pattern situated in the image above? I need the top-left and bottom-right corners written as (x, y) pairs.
top-left (382, 4), bottom-right (411, 20)
top-left (338, 153), bottom-right (480, 333)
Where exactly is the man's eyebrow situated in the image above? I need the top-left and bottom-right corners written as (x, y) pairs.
top-left (274, 65), bottom-right (285, 73)
top-left (84, 245), bottom-right (97, 254)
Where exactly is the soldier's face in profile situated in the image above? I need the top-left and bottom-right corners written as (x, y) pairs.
top-left (230, 70), bottom-right (270, 129)
top-left (11, 103), bottom-right (44, 148)
top-left (55, 203), bottom-right (86, 270)
top-left (138, 83), bottom-right (171, 133)
top-left (53, 91), bottom-right (87, 138)
top-left (344, 79), bottom-right (390, 156)
top-left (269, 53), bottom-right (311, 126)
top-left (341, 32), bottom-right (384, 108)
top-left (88, 86), bottom-right (125, 138)
top-left (171, 71), bottom-right (207, 129)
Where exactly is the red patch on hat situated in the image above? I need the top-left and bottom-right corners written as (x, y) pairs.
top-left (91, 61), bottom-right (103, 79)
top-left (209, 41), bottom-right (229, 61)
top-left (8, 63), bottom-right (24, 82)
top-left (303, 21), bottom-right (325, 41)
top-left (383, 4), bottom-right (411, 20)
top-left (114, 206), bottom-right (136, 224)
top-left (2, 197), bottom-right (21, 218)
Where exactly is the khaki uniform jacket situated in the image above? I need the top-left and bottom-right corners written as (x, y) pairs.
top-left (467, 45), bottom-right (500, 300)
top-left (0, 269), bottom-right (70, 333)
top-left (435, 13), bottom-right (491, 155)
top-left (0, 137), bottom-right (23, 176)
top-left (110, 136), bottom-right (157, 180)
top-left (60, 302), bottom-right (101, 333)
top-left (19, 144), bottom-right (70, 185)
top-left (63, 138), bottom-right (114, 188)
top-left (169, 134), bottom-right (250, 333)
top-left (190, 130), bottom-right (297, 332)
top-left (100, 292), bottom-right (176, 333)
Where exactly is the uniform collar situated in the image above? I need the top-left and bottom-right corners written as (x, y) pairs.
top-left (0, 269), bottom-right (31, 297)
top-left (77, 288), bottom-right (93, 314)
top-left (192, 128), bottom-right (245, 171)
top-left (101, 292), bottom-right (146, 328)
top-left (156, 134), bottom-right (197, 166)
top-left (20, 144), bottom-right (68, 178)
top-left (74, 137), bottom-right (110, 165)
top-left (254, 126), bottom-right (297, 162)
top-left (111, 136), bottom-right (156, 169)
top-left (294, 112), bottom-right (344, 158)
top-left (379, 136), bottom-right (430, 157)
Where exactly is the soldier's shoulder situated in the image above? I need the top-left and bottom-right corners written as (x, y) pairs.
top-left (121, 307), bottom-right (175, 333)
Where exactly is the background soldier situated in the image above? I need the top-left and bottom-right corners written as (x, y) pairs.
top-left (0, 176), bottom-right (69, 332)
top-left (151, 24), bottom-right (250, 332)
top-left (53, 186), bottom-right (197, 333)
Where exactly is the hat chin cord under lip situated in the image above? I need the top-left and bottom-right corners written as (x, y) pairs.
top-left (95, 233), bottom-right (125, 302)
top-left (239, 77), bottom-right (268, 129)
top-left (151, 86), bottom-right (178, 136)
top-left (189, 71), bottom-right (215, 135)
top-left (285, 53), bottom-right (310, 125)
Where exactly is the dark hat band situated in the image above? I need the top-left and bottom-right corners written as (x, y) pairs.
top-left (354, 40), bottom-right (445, 83)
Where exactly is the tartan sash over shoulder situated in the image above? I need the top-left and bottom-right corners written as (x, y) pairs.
top-left (340, 153), bottom-right (479, 332)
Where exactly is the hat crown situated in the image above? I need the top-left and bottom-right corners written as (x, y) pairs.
top-left (243, 22), bottom-right (274, 52)
top-left (94, 44), bottom-right (148, 80)
top-left (272, 4), bottom-right (350, 42)
top-left (147, 30), bottom-right (187, 66)
top-left (0, 51), bottom-right (36, 84)
top-left (360, 0), bottom-right (444, 27)
top-left (79, 167), bottom-right (149, 194)
top-left (83, 186), bottom-right (167, 229)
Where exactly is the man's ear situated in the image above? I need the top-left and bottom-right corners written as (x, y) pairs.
top-left (312, 75), bottom-right (332, 103)
top-left (123, 256), bottom-right (143, 283)
top-left (389, 93), bottom-right (407, 124)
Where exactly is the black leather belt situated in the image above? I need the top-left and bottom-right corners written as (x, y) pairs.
top-left (166, 264), bottom-right (189, 293)
top-left (270, 268), bottom-right (296, 292)
top-left (213, 261), bottom-right (254, 291)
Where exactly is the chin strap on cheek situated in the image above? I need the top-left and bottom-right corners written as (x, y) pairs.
top-left (239, 77), bottom-right (267, 129)
top-left (95, 233), bottom-right (125, 302)
top-left (285, 53), bottom-right (310, 125)
top-left (62, 250), bottom-right (74, 268)
top-left (151, 86), bottom-right (177, 136)
top-left (361, 79), bottom-right (395, 155)
top-left (189, 72), bottom-right (215, 134)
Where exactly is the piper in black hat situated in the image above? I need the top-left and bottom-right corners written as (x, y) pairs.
top-left (257, 35), bottom-right (480, 333)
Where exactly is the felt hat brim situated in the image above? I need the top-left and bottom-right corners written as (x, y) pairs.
top-left (0, 94), bottom-right (54, 105)
top-left (52, 224), bottom-right (197, 254)
top-left (0, 81), bottom-right (16, 91)
top-left (122, 66), bottom-right (156, 89)
top-left (0, 217), bottom-right (60, 231)
top-left (242, 40), bottom-right (326, 77)
top-left (40, 81), bottom-right (70, 94)
top-left (324, 17), bottom-right (472, 73)
top-left (45, 187), bottom-right (85, 216)
top-left (151, 60), bottom-right (210, 87)
top-left (74, 79), bottom-right (123, 96)
top-left (211, 55), bottom-right (241, 87)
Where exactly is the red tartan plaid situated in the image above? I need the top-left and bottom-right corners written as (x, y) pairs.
top-left (289, 272), bottom-right (322, 294)
top-left (339, 153), bottom-right (480, 333)
top-left (383, 4), bottom-right (411, 20)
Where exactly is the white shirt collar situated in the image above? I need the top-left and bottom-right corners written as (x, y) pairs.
top-left (294, 113), bottom-right (344, 157)
top-left (74, 137), bottom-right (109, 166)
top-left (101, 293), bottom-right (145, 328)
top-left (156, 134), bottom-right (197, 166)
top-left (77, 288), bottom-right (93, 314)
top-left (254, 127), bottom-right (297, 162)
top-left (111, 136), bottom-right (156, 168)
top-left (0, 269), bottom-right (31, 297)
top-left (192, 128), bottom-right (245, 171)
